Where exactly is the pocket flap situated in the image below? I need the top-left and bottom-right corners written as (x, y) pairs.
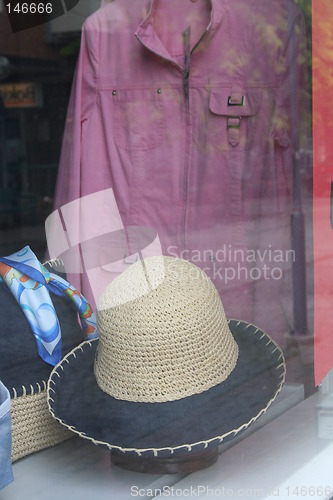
top-left (209, 88), bottom-right (262, 117)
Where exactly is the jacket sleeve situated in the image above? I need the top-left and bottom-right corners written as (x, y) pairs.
top-left (53, 22), bottom-right (99, 211)
top-left (46, 22), bottom-right (99, 302)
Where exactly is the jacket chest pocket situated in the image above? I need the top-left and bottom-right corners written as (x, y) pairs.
top-left (112, 89), bottom-right (165, 151)
top-left (208, 88), bottom-right (262, 152)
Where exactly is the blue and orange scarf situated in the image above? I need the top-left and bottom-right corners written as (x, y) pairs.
top-left (0, 246), bottom-right (97, 366)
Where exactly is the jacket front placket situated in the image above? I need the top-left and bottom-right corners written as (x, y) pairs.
top-left (135, 0), bottom-right (214, 253)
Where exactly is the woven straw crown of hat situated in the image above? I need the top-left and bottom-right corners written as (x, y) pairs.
top-left (95, 256), bottom-right (239, 403)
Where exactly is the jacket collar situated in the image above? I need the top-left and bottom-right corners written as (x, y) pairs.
top-left (135, 0), bottom-right (225, 67)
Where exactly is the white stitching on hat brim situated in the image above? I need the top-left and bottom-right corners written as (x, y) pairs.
top-left (47, 320), bottom-right (286, 457)
top-left (10, 380), bottom-right (47, 399)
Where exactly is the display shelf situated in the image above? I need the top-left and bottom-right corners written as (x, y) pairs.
top-left (166, 391), bottom-right (333, 499)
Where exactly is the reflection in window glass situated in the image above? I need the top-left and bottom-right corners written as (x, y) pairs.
top-left (1, 0), bottom-right (331, 488)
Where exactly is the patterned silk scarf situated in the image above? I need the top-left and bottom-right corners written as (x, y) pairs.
top-left (0, 246), bottom-right (97, 366)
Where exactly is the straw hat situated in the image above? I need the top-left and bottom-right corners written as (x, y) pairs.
top-left (48, 256), bottom-right (285, 457)
top-left (0, 247), bottom-right (97, 462)
top-left (0, 281), bottom-right (78, 461)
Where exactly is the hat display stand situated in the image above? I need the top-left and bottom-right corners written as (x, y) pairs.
top-left (110, 447), bottom-right (218, 474)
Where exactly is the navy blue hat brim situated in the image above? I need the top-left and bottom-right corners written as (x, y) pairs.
top-left (48, 320), bottom-right (285, 457)
top-left (0, 281), bottom-right (85, 398)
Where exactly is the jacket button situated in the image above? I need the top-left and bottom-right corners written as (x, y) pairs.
top-left (157, 88), bottom-right (162, 94)
top-left (112, 90), bottom-right (117, 96)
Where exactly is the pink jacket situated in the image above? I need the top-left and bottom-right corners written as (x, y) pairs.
top-left (52, 0), bottom-right (307, 335)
